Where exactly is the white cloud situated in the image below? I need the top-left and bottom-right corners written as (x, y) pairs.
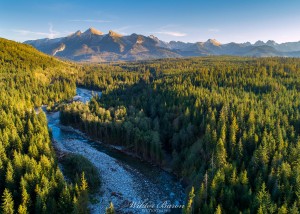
top-left (12, 29), bottom-right (50, 37)
top-left (48, 23), bottom-right (60, 39)
top-left (69, 19), bottom-right (111, 23)
top-left (12, 23), bottom-right (60, 39)
top-left (154, 31), bottom-right (187, 37)
top-left (153, 25), bottom-right (187, 37)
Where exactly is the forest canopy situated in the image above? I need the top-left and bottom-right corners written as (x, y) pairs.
top-left (2, 36), bottom-right (300, 213)
top-left (62, 56), bottom-right (300, 213)
top-left (0, 38), bottom-right (87, 213)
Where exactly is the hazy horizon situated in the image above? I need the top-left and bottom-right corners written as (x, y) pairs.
top-left (1, 0), bottom-right (300, 43)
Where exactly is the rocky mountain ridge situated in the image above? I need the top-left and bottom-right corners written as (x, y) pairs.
top-left (24, 27), bottom-right (300, 62)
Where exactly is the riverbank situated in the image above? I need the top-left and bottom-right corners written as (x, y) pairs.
top-left (58, 122), bottom-right (184, 180)
top-left (48, 111), bottom-right (145, 213)
top-left (46, 92), bottom-right (186, 214)
top-left (45, 88), bottom-right (185, 213)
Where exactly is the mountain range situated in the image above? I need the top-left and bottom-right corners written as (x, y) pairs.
top-left (24, 27), bottom-right (300, 62)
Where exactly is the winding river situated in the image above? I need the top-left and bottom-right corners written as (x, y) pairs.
top-left (45, 88), bottom-right (185, 213)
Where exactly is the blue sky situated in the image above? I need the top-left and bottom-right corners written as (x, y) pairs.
top-left (1, 0), bottom-right (300, 43)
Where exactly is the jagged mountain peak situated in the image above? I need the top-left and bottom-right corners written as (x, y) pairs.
top-left (242, 42), bottom-right (252, 46)
top-left (108, 30), bottom-right (123, 37)
top-left (254, 40), bottom-right (265, 46)
top-left (24, 31), bottom-right (300, 62)
top-left (205, 39), bottom-right (222, 46)
top-left (266, 40), bottom-right (277, 46)
top-left (69, 30), bottom-right (82, 37)
top-left (149, 35), bottom-right (158, 40)
top-left (83, 27), bottom-right (103, 36)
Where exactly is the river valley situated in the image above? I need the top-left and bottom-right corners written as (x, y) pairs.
top-left (45, 88), bottom-right (185, 213)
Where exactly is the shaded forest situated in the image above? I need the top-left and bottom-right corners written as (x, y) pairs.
top-left (61, 57), bottom-right (300, 213)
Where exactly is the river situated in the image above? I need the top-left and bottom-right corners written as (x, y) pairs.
top-left (45, 88), bottom-right (186, 213)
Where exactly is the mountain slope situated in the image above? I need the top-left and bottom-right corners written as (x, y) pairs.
top-left (0, 37), bottom-right (64, 70)
top-left (0, 37), bottom-right (89, 213)
top-left (24, 28), bottom-right (300, 62)
top-left (25, 28), bottom-right (180, 62)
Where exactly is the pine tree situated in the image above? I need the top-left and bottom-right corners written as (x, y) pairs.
top-left (229, 115), bottom-right (238, 155)
top-left (215, 204), bottom-right (222, 214)
top-left (215, 138), bottom-right (227, 168)
top-left (80, 172), bottom-right (88, 192)
top-left (72, 196), bottom-right (78, 214)
top-left (184, 186), bottom-right (195, 214)
top-left (19, 185), bottom-right (30, 213)
top-left (278, 204), bottom-right (288, 214)
top-left (106, 202), bottom-right (115, 214)
top-left (5, 162), bottom-right (14, 190)
top-left (2, 188), bottom-right (14, 214)
top-left (256, 183), bottom-right (276, 213)
top-left (18, 205), bottom-right (27, 214)
top-left (75, 173), bottom-right (89, 214)
top-left (58, 186), bottom-right (73, 213)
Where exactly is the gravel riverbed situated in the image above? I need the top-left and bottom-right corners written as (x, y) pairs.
top-left (45, 88), bottom-right (185, 213)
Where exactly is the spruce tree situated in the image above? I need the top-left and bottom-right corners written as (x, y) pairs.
top-left (2, 188), bottom-right (14, 214)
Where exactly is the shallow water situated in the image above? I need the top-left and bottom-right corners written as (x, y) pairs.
top-left (46, 88), bottom-right (185, 213)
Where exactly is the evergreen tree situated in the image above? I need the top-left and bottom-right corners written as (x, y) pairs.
top-left (75, 173), bottom-right (89, 214)
top-left (215, 138), bottom-right (227, 168)
top-left (2, 189), bottom-right (14, 214)
top-left (184, 186), bottom-right (195, 214)
top-left (106, 202), bottom-right (115, 214)
top-left (215, 204), bottom-right (222, 214)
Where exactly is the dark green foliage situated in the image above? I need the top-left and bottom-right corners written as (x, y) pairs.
top-left (3, 35), bottom-right (300, 213)
top-left (62, 56), bottom-right (300, 213)
top-left (60, 154), bottom-right (101, 194)
top-left (77, 64), bottom-right (142, 91)
top-left (73, 173), bottom-right (89, 214)
top-left (0, 38), bottom-right (88, 213)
